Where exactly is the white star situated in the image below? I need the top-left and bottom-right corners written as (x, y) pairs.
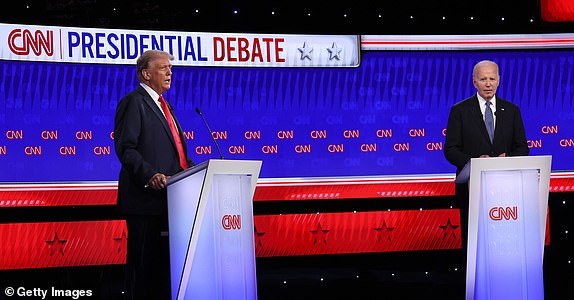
top-left (298, 42), bottom-right (313, 60)
top-left (327, 42), bottom-right (343, 60)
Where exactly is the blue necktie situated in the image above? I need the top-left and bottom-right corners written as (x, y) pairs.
top-left (485, 101), bottom-right (494, 142)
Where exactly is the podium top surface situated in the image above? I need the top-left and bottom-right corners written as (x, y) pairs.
top-left (167, 159), bottom-right (262, 186)
top-left (470, 155), bottom-right (551, 171)
top-left (455, 155), bottom-right (552, 184)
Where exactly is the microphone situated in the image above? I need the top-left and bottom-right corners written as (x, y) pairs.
top-left (195, 107), bottom-right (224, 159)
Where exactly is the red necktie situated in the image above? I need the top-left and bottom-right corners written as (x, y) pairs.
top-left (159, 96), bottom-right (188, 170)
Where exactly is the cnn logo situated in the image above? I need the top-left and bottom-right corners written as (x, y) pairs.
top-left (8, 29), bottom-right (54, 56)
top-left (489, 206), bottom-right (518, 221)
top-left (222, 214), bottom-right (241, 230)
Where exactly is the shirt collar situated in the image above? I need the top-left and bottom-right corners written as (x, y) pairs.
top-left (140, 83), bottom-right (161, 102)
top-left (477, 93), bottom-right (496, 107)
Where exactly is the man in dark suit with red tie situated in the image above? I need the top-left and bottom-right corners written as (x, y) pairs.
top-left (443, 59), bottom-right (529, 294)
top-left (114, 49), bottom-right (194, 300)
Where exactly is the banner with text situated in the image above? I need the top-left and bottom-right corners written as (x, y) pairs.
top-left (0, 23), bottom-right (359, 67)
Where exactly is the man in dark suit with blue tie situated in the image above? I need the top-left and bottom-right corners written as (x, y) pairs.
top-left (444, 59), bottom-right (529, 294)
top-left (114, 50), bottom-right (194, 300)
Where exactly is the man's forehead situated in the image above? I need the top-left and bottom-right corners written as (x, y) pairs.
top-left (152, 59), bottom-right (172, 67)
top-left (476, 69), bottom-right (498, 76)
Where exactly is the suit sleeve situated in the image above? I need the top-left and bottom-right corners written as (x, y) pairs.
top-left (114, 96), bottom-right (158, 186)
top-left (444, 105), bottom-right (472, 170)
top-left (509, 106), bottom-right (530, 156)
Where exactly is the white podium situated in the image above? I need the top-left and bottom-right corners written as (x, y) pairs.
top-left (463, 156), bottom-right (551, 300)
top-left (166, 159), bottom-right (262, 300)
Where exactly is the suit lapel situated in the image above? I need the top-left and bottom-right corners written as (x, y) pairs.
top-left (136, 86), bottom-right (177, 148)
top-left (492, 100), bottom-right (506, 145)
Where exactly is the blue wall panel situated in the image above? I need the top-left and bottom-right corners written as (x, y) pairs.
top-left (1, 51), bottom-right (572, 181)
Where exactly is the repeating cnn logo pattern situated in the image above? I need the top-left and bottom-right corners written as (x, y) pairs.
top-left (222, 214), bottom-right (241, 230)
top-left (489, 206), bottom-right (518, 221)
top-left (8, 29), bottom-right (54, 56)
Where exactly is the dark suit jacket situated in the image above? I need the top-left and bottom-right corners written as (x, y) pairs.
top-left (444, 94), bottom-right (529, 175)
top-left (114, 85), bottom-right (194, 215)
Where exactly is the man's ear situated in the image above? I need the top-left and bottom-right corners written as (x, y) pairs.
top-left (142, 70), bottom-right (150, 81)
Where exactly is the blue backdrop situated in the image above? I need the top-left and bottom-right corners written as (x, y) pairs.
top-left (1, 50), bottom-right (572, 182)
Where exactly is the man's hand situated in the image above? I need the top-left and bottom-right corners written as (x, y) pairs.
top-left (147, 173), bottom-right (170, 190)
top-left (479, 153), bottom-right (506, 158)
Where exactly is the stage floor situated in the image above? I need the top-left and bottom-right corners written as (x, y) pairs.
top-left (0, 248), bottom-right (572, 300)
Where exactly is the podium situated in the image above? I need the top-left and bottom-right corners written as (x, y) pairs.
top-left (462, 156), bottom-right (551, 300)
top-left (166, 159), bottom-right (262, 300)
